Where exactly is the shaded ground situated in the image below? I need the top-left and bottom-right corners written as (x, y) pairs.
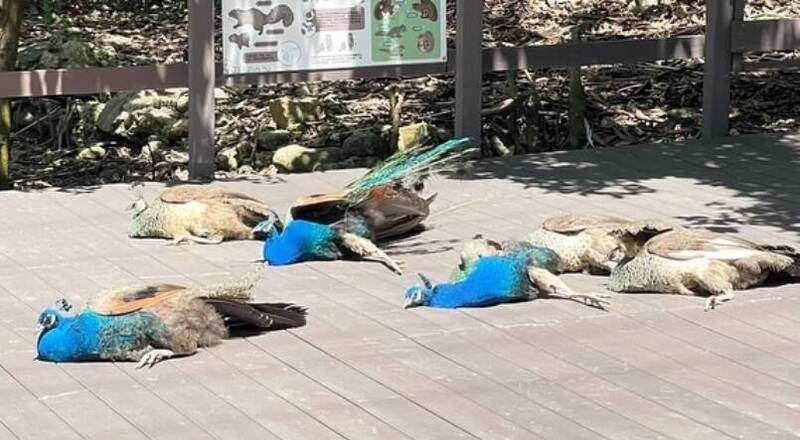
top-left (1, 133), bottom-right (800, 439)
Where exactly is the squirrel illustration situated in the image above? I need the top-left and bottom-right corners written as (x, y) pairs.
top-left (374, 0), bottom-right (398, 20)
top-left (375, 24), bottom-right (406, 38)
top-left (416, 31), bottom-right (434, 53)
top-left (229, 5), bottom-right (294, 35)
top-left (412, 0), bottom-right (438, 21)
top-left (228, 33), bottom-right (251, 50)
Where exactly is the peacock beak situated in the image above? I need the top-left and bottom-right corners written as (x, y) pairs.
top-left (403, 297), bottom-right (414, 309)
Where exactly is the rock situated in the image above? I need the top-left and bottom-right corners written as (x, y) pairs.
top-left (78, 144), bottom-right (106, 161)
top-left (398, 122), bottom-right (430, 151)
top-left (490, 136), bottom-right (514, 157)
top-left (256, 128), bottom-right (292, 151)
top-left (216, 147), bottom-right (239, 172)
top-left (19, 35), bottom-right (118, 69)
top-left (342, 129), bottom-right (389, 158)
top-left (95, 90), bottom-right (186, 140)
top-left (164, 150), bottom-right (189, 165)
top-left (254, 152), bottom-right (275, 168)
top-left (272, 144), bottom-right (342, 173)
top-left (270, 97), bottom-right (325, 129)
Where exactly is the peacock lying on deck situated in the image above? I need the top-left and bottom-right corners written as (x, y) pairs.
top-left (36, 271), bottom-right (306, 368)
top-left (288, 137), bottom-right (476, 242)
top-left (526, 214), bottom-right (677, 274)
top-left (128, 185), bottom-right (280, 245)
top-left (404, 235), bottom-right (610, 309)
top-left (608, 228), bottom-right (800, 311)
top-left (254, 138), bottom-right (477, 273)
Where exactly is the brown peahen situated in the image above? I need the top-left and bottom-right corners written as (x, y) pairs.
top-left (608, 229), bottom-right (800, 310)
top-left (526, 214), bottom-right (677, 274)
top-left (128, 185), bottom-right (279, 244)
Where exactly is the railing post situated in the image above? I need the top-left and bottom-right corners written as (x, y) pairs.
top-left (702, 0), bottom-right (734, 138)
top-left (455, 0), bottom-right (482, 145)
top-left (731, 0), bottom-right (745, 72)
top-left (188, 0), bottom-right (216, 180)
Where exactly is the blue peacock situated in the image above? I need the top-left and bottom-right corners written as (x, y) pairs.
top-left (254, 138), bottom-right (476, 273)
top-left (36, 271), bottom-right (306, 368)
top-left (404, 236), bottom-right (611, 309)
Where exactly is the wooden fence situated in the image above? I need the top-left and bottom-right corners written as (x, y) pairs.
top-left (0, 0), bottom-right (798, 179)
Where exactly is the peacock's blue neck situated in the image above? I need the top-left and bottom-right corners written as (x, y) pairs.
top-left (263, 220), bottom-right (340, 266)
top-left (37, 311), bottom-right (169, 363)
top-left (427, 255), bottom-right (529, 308)
top-left (37, 313), bottom-right (103, 362)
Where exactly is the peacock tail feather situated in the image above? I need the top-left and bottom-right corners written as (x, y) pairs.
top-left (344, 138), bottom-right (476, 203)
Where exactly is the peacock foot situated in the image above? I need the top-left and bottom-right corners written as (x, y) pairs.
top-left (703, 292), bottom-right (735, 312)
top-left (135, 349), bottom-right (175, 369)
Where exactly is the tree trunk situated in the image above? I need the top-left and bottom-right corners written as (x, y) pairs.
top-left (0, 0), bottom-right (23, 190)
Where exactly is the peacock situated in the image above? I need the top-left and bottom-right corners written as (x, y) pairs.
top-left (404, 236), bottom-right (610, 309)
top-left (288, 137), bottom-right (476, 242)
top-left (608, 229), bottom-right (800, 310)
top-left (253, 138), bottom-right (476, 273)
top-left (128, 185), bottom-right (280, 245)
top-left (36, 271), bottom-right (306, 368)
top-left (526, 214), bottom-right (677, 274)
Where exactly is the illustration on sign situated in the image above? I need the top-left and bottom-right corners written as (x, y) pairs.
top-left (222, 0), bottom-right (446, 75)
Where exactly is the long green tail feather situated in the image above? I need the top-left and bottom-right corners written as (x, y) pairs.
top-left (344, 137), bottom-right (476, 202)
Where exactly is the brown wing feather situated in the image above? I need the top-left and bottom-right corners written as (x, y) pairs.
top-left (359, 188), bottom-right (433, 240)
top-left (645, 230), bottom-right (765, 261)
top-left (88, 284), bottom-right (189, 315)
top-left (160, 185), bottom-right (263, 204)
top-left (543, 214), bottom-right (629, 233)
top-left (289, 190), bottom-right (349, 222)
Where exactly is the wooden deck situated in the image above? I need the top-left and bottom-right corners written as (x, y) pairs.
top-left (1, 132), bottom-right (800, 440)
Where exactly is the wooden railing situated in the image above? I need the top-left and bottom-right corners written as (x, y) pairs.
top-left (0, 0), bottom-right (798, 179)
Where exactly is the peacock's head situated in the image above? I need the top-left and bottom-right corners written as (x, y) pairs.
top-left (126, 182), bottom-right (149, 216)
top-left (36, 298), bottom-right (73, 335)
top-left (252, 212), bottom-right (285, 240)
top-left (403, 273), bottom-right (435, 309)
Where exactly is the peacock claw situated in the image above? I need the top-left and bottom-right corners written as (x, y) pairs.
top-left (703, 292), bottom-right (735, 312)
top-left (135, 349), bottom-right (175, 369)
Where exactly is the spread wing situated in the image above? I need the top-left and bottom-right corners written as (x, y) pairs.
top-left (86, 284), bottom-right (189, 316)
top-left (358, 186), bottom-right (433, 241)
top-left (646, 231), bottom-right (765, 261)
top-left (542, 214), bottom-right (629, 234)
top-left (289, 190), bottom-right (350, 224)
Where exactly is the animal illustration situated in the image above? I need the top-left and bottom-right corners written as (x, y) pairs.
top-left (608, 229), bottom-right (800, 310)
top-left (289, 138), bottom-right (476, 242)
top-left (412, 0), bottom-right (438, 21)
top-left (36, 272), bottom-right (307, 368)
top-left (376, 24), bottom-right (406, 38)
top-left (416, 31), bottom-right (434, 53)
top-left (229, 5), bottom-right (295, 35)
top-left (379, 45), bottom-right (405, 56)
top-left (228, 33), bottom-right (251, 50)
top-left (405, 239), bottom-right (610, 309)
top-left (301, 8), bottom-right (318, 36)
top-left (128, 185), bottom-right (279, 245)
top-left (253, 215), bottom-right (404, 275)
top-left (526, 214), bottom-right (676, 274)
top-left (374, 0), bottom-right (398, 19)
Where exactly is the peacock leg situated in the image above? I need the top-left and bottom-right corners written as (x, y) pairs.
top-left (527, 266), bottom-right (610, 308)
top-left (704, 292), bottom-right (736, 311)
top-left (168, 235), bottom-right (223, 246)
top-left (340, 233), bottom-right (404, 275)
top-left (135, 349), bottom-right (175, 369)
